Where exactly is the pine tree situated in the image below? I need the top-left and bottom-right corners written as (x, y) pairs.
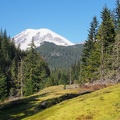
top-left (112, 33), bottom-right (120, 82)
top-left (81, 16), bottom-right (99, 82)
top-left (97, 6), bottom-right (116, 81)
top-left (23, 39), bottom-right (50, 96)
top-left (10, 57), bottom-right (18, 97)
top-left (23, 40), bottom-right (37, 95)
top-left (113, 0), bottom-right (120, 81)
top-left (100, 6), bottom-right (115, 51)
top-left (0, 69), bottom-right (7, 101)
top-left (115, 0), bottom-right (120, 33)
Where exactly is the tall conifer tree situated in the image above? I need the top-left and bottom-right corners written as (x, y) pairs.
top-left (97, 6), bottom-right (116, 81)
top-left (81, 16), bottom-right (99, 82)
top-left (23, 39), bottom-right (50, 96)
top-left (0, 69), bottom-right (7, 101)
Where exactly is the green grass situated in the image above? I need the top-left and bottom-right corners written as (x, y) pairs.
top-left (0, 84), bottom-right (120, 120)
top-left (0, 85), bottom-right (80, 120)
top-left (23, 84), bottom-right (120, 120)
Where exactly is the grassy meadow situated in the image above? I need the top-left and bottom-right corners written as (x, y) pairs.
top-left (0, 84), bottom-right (120, 120)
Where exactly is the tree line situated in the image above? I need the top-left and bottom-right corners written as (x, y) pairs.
top-left (0, 0), bottom-right (120, 101)
top-left (47, 1), bottom-right (120, 87)
top-left (0, 30), bottom-right (81, 101)
top-left (0, 33), bottom-right (50, 101)
top-left (81, 0), bottom-right (120, 84)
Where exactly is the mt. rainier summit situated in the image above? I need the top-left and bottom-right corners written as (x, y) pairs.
top-left (13, 28), bottom-right (74, 50)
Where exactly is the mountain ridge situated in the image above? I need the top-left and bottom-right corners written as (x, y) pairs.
top-left (36, 42), bottom-right (83, 69)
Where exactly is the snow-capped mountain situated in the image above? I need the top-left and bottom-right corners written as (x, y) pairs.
top-left (13, 28), bottom-right (74, 50)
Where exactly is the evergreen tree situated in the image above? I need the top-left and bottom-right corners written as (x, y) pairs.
top-left (100, 6), bottom-right (115, 51)
top-left (10, 57), bottom-right (18, 96)
top-left (113, 0), bottom-right (120, 81)
top-left (23, 40), bottom-right (38, 95)
top-left (115, 0), bottom-right (120, 33)
top-left (112, 33), bottom-right (120, 82)
top-left (23, 39), bottom-right (50, 96)
top-left (81, 16), bottom-right (99, 82)
top-left (0, 69), bottom-right (7, 101)
top-left (71, 60), bottom-right (81, 83)
top-left (97, 6), bottom-right (116, 81)
top-left (0, 29), bottom-right (50, 99)
top-left (0, 28), bottom-right (26, 99)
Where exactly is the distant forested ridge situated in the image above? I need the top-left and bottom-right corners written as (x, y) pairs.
top-left (36, 42), bottom-right (83, 69)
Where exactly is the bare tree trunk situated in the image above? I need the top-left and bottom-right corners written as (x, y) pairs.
top-left (18, 56), bottom-right (23, 98)
top-left (20, 59), bottom-right (23, 98)
top-left (69, 67), bottom-right (72, 86)
top-left (79, 60), bottom-right (83, 85)
top-left (100, 38), bottom-right (104, 83)
top-left (116, 42), bottom-right (119, 81)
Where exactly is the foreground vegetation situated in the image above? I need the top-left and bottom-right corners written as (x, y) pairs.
top-left (0, 85), bottom-right (81, 120)
top-left (24, 83), bottom-right (120, 120)
top-left (0, 83), bottom-right (120, 120)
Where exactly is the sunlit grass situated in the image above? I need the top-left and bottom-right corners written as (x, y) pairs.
top-left (24, 83), bottom-right (120, 120)
top-left (0, 85), bottom-right (80, 120)
top-left (0, 84), bottom-right (120, 120)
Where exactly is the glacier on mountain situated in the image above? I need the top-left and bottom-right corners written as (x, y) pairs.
top-left (13, 28), bottom-right (74, 50)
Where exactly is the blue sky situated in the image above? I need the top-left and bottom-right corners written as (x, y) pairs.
top-left (0, 0), bottom-right (115, 44)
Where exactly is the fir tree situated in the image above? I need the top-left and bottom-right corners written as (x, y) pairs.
top-left (81, 16), bottom-right (99, 82)
top-left (97, 6), bottom-right (116, 81)
top-left (113, 0), bottom-right (120, 81)
top-left (100, 6), bottom-right (115, 51)
top-left (0, 69), bottom-right (7, 101)
top-left (112, 33), bottom-right (120, 82)
top-left (23, 39), bottom-right (50, 96)
top-left (115, 0), bottom-right (120, 33)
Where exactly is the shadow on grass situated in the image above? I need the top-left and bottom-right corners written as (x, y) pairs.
top-left (0, 91), bottom-right (92, 120)
top-left (0, 93), bottom-right (48, 120)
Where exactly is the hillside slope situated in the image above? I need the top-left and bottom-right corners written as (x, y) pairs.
top-left (0, 85), bottom-right (80, 120)
top-left (24, 84), bottom-right (120, 120)
top-left (37, 42), bottom-right (83, 69)
top-left (0, 84), bottom-right (119, 120)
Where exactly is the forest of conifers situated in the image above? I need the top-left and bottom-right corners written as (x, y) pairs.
top-left (81, 1), bottom-right (120, 84)
top-left (0, 0), bottom-right (120, 101)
